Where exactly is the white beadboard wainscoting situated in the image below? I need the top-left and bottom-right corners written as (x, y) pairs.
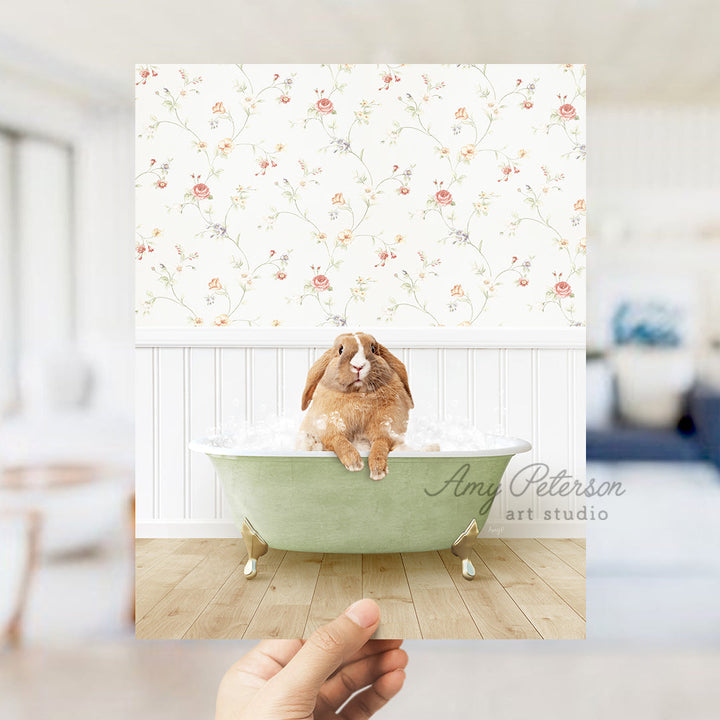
top-left (136, 327), bottom-right (586, 539)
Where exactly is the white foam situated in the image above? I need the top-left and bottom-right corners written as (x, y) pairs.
top-left (195, 413), bottom-right (508, 452)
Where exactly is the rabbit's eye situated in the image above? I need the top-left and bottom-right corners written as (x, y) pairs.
top-left (371, 344), bottom-right (376, 354)
top-left (338, 346), bottom-right (343, 355)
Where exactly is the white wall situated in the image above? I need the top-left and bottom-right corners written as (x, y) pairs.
top-left (0, 134), bottom-right (15, 413)
top-left (589, 104), bottom-right (720, 363)
top-left (135, 327), bottom-right (586, 539)
top-left (74, 106), bottom-right (134, 414)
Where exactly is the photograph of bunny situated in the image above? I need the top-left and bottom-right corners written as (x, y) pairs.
top-left (297, 332), bottom-right (413, 480)
top-left (135, 64), bottom-right (586, 640)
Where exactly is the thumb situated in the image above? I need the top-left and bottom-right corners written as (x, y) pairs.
top-left (271, 599), bottom-right (380, 697)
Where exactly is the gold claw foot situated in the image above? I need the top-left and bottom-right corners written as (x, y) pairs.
top-left (451, 519), bottom-right (479, 581)
top-left (460, 557), bottom-right (476, 580)
top-left (241, 518), bottom-right (268, 579)
top-left (244, 558), bottom-right (259, 579)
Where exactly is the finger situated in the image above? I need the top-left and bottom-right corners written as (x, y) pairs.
top-left (233, 637), bottom-right (389, 684)
top-left (216, 640), bottom-right (304, 720)
top-left (270, 599), bottom-right (380, 697)
top-left (337, 639), bottom-right (404, 672)
top-left (339, 668), bottom-right (406, 720)
top-left (252, 639), bottom-right (305, 669)
top-left (317, 648), bottom-right (408, 712)
top-left (226, 639), bottom-right (303, 684)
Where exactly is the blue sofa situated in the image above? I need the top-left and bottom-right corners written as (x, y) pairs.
top-left (587, 384), bottom-right (720, 467)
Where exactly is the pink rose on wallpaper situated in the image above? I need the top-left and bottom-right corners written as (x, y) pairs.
top-left (280, 95), bottom-right (291, 103)
top-left (523, 101), bottom-right (533, 109)
top-left (214, 314), bottom-right (230, 326)
top-left (559, 103), bottom-right (576, 120)
top-left (192, 183), bottom-right (210, 199)
top-left (316, 97), bottom-right (334, 114)
top-left (212, 101), bottom-right (226, 114)
top-left (435, 189), bottom-right (453, 206)
top-left (312, 274), bottom-right (330, 291)
top-left (276, 271), bottom-right (287, 280)
top-left (574, 199), bottom-right (586, 212)
top-left (455, 107), bottom-right (469, 120)
top-left (451, 284), bottom-right (464, 297)
top-left (218, 138), bottom-right (234, 155)
top-left (519, 278), bottom-right (529, 286)
top-left (208, 278), bottom-right (222, 290)
top-left (156, 180), bottom-right (167, 189)
top-left (136, 66), bottom-right (157, 85)
top-left (331, 193), bottom-right (345, 205)
top-left (554, 281), bottom-right (572, 297)
top-left (398, 186), bottom-right (410, 195)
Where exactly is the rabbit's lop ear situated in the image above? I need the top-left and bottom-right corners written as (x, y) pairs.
top-left (301, 348), bottom-right (335, 410)
top-left (377, 344), bottom-right (413, 408)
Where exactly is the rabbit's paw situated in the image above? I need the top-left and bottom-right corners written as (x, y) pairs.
top-left (340, 448), bottom-right (363, 472)
top-left (369, 456), bottom-right (388, 481)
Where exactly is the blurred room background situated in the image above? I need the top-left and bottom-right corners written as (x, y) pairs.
top-left (1, 1), bottom-right (719, 717)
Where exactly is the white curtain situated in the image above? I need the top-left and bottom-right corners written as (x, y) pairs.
top-left (0, 133), bottom-right (15, 415)
top-left (0, 131), bottom-right (74, 416)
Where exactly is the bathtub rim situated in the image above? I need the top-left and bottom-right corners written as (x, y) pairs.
top-left (188, 435), bottom-right (531, 458)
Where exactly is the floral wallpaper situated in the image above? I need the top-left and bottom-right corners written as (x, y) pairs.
top-left (136, 64), bottom-right (585, 327)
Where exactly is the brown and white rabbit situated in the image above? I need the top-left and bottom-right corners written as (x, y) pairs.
top-left (297, 332), bottom-right (413, 480)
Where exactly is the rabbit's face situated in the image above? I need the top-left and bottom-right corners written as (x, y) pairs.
top-left (324, 333), bottom-right (394, 393)
top-left (301, 332), bottom-right (413, 411)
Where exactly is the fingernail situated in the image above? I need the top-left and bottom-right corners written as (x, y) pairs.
top-left (345, 599), bottom-right (380, 628)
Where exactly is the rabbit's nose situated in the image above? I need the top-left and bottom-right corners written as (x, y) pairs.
top-left (351, 363), bottom-right (366, 371)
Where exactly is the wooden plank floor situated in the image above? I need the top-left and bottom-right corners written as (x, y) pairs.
top-left (135, 538), bottom-right (585, 640)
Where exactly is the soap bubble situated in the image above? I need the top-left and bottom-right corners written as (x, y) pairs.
top-left (195, 411), bottom-right (508, 452)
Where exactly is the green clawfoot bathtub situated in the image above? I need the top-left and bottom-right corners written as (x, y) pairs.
top-left (189, 437), bottom-right (531, 581)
